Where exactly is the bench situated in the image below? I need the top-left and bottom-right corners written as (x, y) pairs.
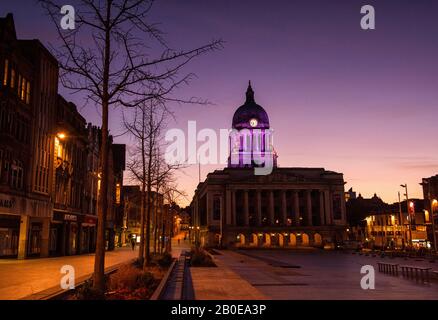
top-left (377, 262), bottom-right (399, 276)
top-left (400, 265), bottom-right (432, 283)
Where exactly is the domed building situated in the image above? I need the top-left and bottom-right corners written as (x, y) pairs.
top-left (228, 82), bottom-right (277, 169)
top-left (191, 83), bottom-right (347, 248)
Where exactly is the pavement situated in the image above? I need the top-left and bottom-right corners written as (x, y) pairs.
top-left (170, 233), bottom-right (191, 258)
top-left (190, 251), bottom-right (267, 300)
top-left (213, 249), bottom-right (438, 300)
top-left (0, 246), bottom-right (138, 300)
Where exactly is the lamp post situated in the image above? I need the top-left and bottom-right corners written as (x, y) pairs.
top-left (400, 184), bottom-right (413, 248)
top-left (420, 179), bottom-right (437, 252)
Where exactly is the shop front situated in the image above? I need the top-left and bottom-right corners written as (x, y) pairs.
top-left (0, 213), bottom-right (19, 258)
top-left (51, 211), bottom-right (97, 256)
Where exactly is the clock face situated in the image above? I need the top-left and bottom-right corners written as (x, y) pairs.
top-left (249, 118), bottom-right (258, 127)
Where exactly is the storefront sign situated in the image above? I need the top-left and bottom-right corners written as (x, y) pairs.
top-left (84, 216), bottom-right (97, 225)
top-left (0, 199), bottom-right (15, 209)
top-left (64, 214), bottom-right (77, 222)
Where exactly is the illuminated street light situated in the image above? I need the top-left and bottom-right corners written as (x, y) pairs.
top-left (400, 184), bottom-right (413, 248)
top-left (57, 132), bottom-right (66, 139)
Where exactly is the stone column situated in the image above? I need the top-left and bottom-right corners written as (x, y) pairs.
top-left (207, 191), bottom-right (212, 225)
top-left (256, 189), bottom-right (262, 226)
top-left (319, 191), bottom-right (325, 226)
top-left (232, 190), bottom-right (237, 226)
top-left (306, 190), bottom-right (313, 226)
top-left (340, 192), bottom-right (347, 224)
top-left (269, 190), bottom-right (275, 225)
top-left (293, 190), bottom-right (300, 226)
top-left (281, 190), bottom-right (287, 225)
top-left (226, 189), bottom-right (232, 225)
top-left (18, 215), bottom-right (30, 259)
top-left (244, 190), bottom-right (249, 226)
top-left (324, 190), bottom-right (332, 225)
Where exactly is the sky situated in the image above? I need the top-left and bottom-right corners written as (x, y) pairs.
top-left (2, 0), bottom-right (438, 206)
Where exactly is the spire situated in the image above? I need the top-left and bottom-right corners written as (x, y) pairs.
top-left (245, 80), bottom-right (255, 103)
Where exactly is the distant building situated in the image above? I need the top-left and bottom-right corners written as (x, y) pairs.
top-left (345, 187), bottom-right (357, 202)
top-left (122, 186), bottom-right (164, 247)
top-left (363, 199), bottom-right (428, 249)
top-left (191, 83), bottom-right (347, 248)
top-left (421, 175), bottom-right (438, 250)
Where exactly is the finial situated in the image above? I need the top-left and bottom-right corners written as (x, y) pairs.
top-left (245, 80), bottom-right (254, 103)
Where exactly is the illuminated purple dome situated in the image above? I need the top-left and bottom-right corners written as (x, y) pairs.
top-left (232, 81), bottom-right (269, 130)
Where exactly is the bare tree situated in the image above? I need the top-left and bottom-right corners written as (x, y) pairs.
top-left (123, 100), bottom-right (165, 268)
top-left (39, 0), bottom-right (222, 291)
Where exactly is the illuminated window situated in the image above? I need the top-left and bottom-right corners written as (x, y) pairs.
top-left (10, 69), bottom-right (15, 88)
top-left (21, 77), bottom-right (26, 100)
top-left (115, 183), bottom-right (121, 204)
top-left (17, 74), bottom-right (21, 96)
top-left (26, 81), bottom-right (31, 104)
top-left (11, 160), bottom-right (23, 189)
top-left (3, 59), bottom-right (8, 86)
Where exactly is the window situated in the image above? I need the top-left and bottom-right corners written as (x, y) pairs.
top-left (10, 69), bottom-right (15, 88)
top-left (21, 77), bottom-right (26, 100)
top-left (26, 81), bottom-right (31, 104)
top-left (115, 183), bottom-right (121, 204)
top-left (11, 160), bottom-right (23, 189)
top-left (17, 74), bottom-right (21, 96)
top-left (213, 195), bottom-right (221, 220)
top-left (3, 59), bottom-right (8, 86)
top-left (332, 194), bottom-right (342, 220)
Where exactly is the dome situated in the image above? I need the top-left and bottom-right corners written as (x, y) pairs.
top-left (232, 82), bottom-right (269, 130)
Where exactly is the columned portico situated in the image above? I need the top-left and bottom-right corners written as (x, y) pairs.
top-left (319, 190), bottom-right (325, 226)
top-left (292, 190), bottom-right (299, 226)
top-left (281, 190), bottom-right (287, 225)
top-left (269, 190), bottom-right (275, 225)
top-left (306, 190), bottom-right (312, 226)
top-left (243, 190), bottom-right (249, 226)
top-left (256, 190), bottom-right (262, 225)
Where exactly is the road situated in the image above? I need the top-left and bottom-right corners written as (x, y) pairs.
top-left (214, 249), bottom-right (438, 300)
top-left (0, 247), bottom-right (138, 300)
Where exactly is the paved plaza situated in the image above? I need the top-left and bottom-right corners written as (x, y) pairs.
top-left (0, 247), bottom-right (138, 300)
top-left (212, 249), bottom-right (438, 300)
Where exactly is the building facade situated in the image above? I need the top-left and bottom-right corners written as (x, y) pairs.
top-left (191, 83), bottom-right (347, 248)
top-left (363, 205), bottom-right (428, 250)
top-left (421, 175), bottom-right (438, 250)
top-left (0, 14), bottom-right (57, 258)
top-left (122, 186), bottom-right (165, 248)
top-left (0, 14), bottom-right (126, 259)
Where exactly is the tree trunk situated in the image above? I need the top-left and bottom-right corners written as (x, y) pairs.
top-left (138, 111), bottom-right (147, 263)
top-left (93, 1), bottom-right (111, 292)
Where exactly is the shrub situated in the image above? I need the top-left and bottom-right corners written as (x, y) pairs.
top-left (109, 264), bottom-right (143, 291)
top-left (157, 252), bottom-right (173, 268)
top-left (75, 280), bottom-right (106, 300)
top-left (109, 264), bottom-right (158, 293)
top-left (137, 271), bottom-right (156, 288)
top-left (190, 248), bottom-right (216, 267)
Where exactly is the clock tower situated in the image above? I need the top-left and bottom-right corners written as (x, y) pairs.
top-left (228, 82), bottom-right (277, 169)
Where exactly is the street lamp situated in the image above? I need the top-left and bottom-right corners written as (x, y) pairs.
top-left (400, 184), bottom-right (413, 248)
top-left (420, 180), bottom-right (437, 252)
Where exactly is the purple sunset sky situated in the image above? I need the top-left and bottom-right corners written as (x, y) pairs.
top-left (2, 0), bottom-right (438, 206)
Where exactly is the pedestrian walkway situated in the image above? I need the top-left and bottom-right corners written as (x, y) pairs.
top-left (190, 250), bottom-right (267, 300)
top-left (170, 233), bottom-right (191, 258)
top-left (0, 247), bottom-right (137, 300)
